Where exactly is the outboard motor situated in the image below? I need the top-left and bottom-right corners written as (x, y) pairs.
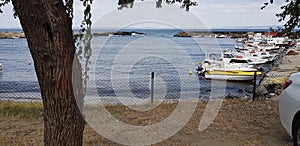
top-left (196, 64), bottom-right (205, 75)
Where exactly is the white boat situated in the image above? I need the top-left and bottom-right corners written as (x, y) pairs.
top-left (216, 35), bottom-right (227, 38)
top-left (239, 52), bottom-right (268, 65)
top-left (257, 44), bottom-right (280, 51)
top-left (199, 61), bottom-right (262, 81)
top-left (234, 45), bottom-right (249, 51)
top-left (131, 32), bottom-right (137, 36)
top-left (234, 45), bottom-right (278, 63)
top-left (198, 54), bottom-right (262, 81)
top-left (245, 34), bottom-right (266, 47)
top-left (222, 51), bottom-right (267, 66)
top-left (236, 38), bottom-right (246, 43)
top-left (205, 70), bottom-right (261, 81)
top-left (0, 63), bottom-right (2, 70)
top-left (235, 44), bottom-right (257, 52)
top-left (11, 36), bottom-right (20, 39)
top-left (251, 51), bottom-right (278, 63)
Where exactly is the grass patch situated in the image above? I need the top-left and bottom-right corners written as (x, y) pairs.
top-left (0, 101), bottom-right (43, 119)
top-left (267, 77), bottom-right (288, 84)
top-left (271, 67), bottom-right (280, 71)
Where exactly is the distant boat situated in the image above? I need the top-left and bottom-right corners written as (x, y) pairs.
top-left (236, 38), bottom-right (246, 43)
top-left (216, 35), bottom-right (227, 38)
top-left (0, 63), bottom-right (2, 70)
top-left (11, 36), bottom-right (20, 39)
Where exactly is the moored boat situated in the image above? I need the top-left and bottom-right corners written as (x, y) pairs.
top-left (204, 70), bottom-right (262, 81)
top-left (197, 56), bottom-right (262, 81)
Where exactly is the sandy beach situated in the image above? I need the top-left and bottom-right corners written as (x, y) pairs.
top-left (0, 98), bottom-right (293, 146)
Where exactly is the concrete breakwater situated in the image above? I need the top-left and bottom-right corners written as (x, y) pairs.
top-left (93, 31), bottom-right (146, 36)
top-left (0, 30), bottom-right (260, 39)
top-left (74, 31), bottom-right (146, 38)
top-left (0, 32), bottom-right (25, 39)
top-left (0, 31), bottom-right (147, 39)
top-left (174, 31), bottom-right (265, 38)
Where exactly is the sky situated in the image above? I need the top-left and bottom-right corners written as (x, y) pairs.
top-left (0, 0), bottom-right (286, 29)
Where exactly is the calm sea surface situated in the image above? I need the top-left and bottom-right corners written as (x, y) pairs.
top-left (0, 29), bottom-right (257, 101)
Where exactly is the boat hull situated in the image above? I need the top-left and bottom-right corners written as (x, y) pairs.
top-left (204, 70), bottom-right (261, 81)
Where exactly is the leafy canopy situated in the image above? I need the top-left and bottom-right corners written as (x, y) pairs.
top-left (118, 0), bottom-right (197, 11)
top-left (262, 0), bottom-right (300, 37)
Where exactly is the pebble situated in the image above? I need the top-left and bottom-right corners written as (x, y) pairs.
top-left (267, 106), bottom-right (272, 110)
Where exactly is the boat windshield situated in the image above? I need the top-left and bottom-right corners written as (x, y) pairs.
top-left (261, 53), bottom-right (267, 55)
top-left (224, 54), bottom-right (234, 58)
top-left (229, 59), bottom-right (249, 64)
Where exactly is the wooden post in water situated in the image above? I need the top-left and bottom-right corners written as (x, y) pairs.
top-left (151, 72), bottom-right (154, 103)
top-left (253, 71), bottom-right (257, 101)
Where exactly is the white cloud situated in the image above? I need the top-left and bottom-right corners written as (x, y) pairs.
top-left (191, 0), bottom-right (285, 27)
top-left (92, 2), bottom-right (209, 29)
top-left (0, 0), bottom-right (288, 29)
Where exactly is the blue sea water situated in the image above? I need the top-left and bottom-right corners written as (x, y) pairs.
top-left (0, 29), bottom-right (255, 101)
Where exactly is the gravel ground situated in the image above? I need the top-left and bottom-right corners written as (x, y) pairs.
top-left (0, 98), bottom-right (293, 146)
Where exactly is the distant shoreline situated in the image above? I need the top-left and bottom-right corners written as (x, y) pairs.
top-left (0, 29), bottom-right (273, 39)
top-left (1, 27), bottom-right (298, 39)
top-left (0, 28), bottom-right (275, 32)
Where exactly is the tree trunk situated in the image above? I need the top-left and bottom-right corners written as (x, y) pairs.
top-left (11, 0), bottom-right (85, 145)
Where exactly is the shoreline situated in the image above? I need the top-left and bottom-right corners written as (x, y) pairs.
top-left (0, 30), bottom-right (274, 39)
top-left (258, 46), bottom-right (300, 97)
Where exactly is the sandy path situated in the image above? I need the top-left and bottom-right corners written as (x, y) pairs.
top-left (0, 99), bottom-right (293, 146)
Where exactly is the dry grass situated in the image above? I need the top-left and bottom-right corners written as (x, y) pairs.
top-left (0, 101), bottom-right (43, 120)
top-left (0, 98), bottom-right (294, 146)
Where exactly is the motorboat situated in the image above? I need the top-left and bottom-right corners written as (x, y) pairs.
top-left (0, 63), bottom-right (2, 70)
top-left (197, 60), bottom-right (262, 81)
top-left (257, 44), bottom-right (280, 52)
top-left (204, 70), bottom-right (262, 81)
top-left (234, 46), bottom-right (278, 63)
top-left (221, 51), bottom-right (267, 66)
top-left (251, 51), bottom-right (278, 63)
top-left (236, 38), bottom-right (246, 43)
top-left (235, 44), bottom-right (256, 52)
top-left (197, 54), bottom-right (262, 81)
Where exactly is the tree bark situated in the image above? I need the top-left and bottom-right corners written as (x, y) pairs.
top-left (11, 0), bottom-right (85, 145)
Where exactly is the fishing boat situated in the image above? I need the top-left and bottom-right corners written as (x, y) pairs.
top-left (220, 51), bottom-right (267, 66)
top-left (252, 51), bottom-right (278, 63)
top-left (197, 55), bottom-right (262, 81)
top-left (204, 69), bottom-right (262, 81)
top-left (235, 44), bottom-right (255, 52)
